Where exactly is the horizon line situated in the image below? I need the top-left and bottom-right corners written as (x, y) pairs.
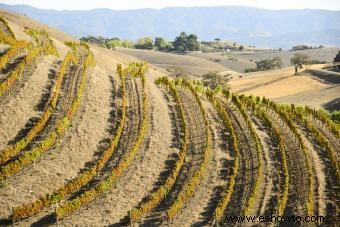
top-left (1, 3), bottom-right (339, 12)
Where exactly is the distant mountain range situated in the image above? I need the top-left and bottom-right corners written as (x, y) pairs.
top-left (1, 4), bottom-right (340, 49)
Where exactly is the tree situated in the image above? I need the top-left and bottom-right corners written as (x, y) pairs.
top-left (202, 71), bottom-right (229, 89)
top-left (121, 39), bottom-right (133, 48)
top-left (80, 36), bottom-right (105, 45)
top-left (255, 57), bottom-right (282, 71)
top-left (256, 59), bottom-right (273, 71)
top-left (80, 36), bottom-right (134, 49)
top-left (174, 32), bottom-right (188, 52)
top-left (272, 56), bottom-right (283, 69)
top-left (244, 68), bottom-right (257, 73)
top-left (154, 37), bottom-right (171, 51)
top-left (246, 57), bottom-right (283, 73)
top-left (135, 37), bottom-right (154, 50)
top-left (239, 45), bottom-right (244, 51)
top-left (290, 53), bottom-right (309, 74)
top-left (105, 38), bottom-right (121, 49)
top-left (173, 32), bottom-right (199, 52)
top-left (187, 34), bottom-right (199, 51)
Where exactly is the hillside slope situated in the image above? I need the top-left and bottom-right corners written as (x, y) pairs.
top-left (0, 10), bottom-right (173, 225)
top-left (229, 66), bottom-right (340, 109)
top-left (0, 9), bottom-right (338, 227)
top-left (117, 48), bottom-right (229, 77)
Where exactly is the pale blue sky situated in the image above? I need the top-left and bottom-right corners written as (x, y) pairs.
top-left (0, 0), bottom-right (339, 10)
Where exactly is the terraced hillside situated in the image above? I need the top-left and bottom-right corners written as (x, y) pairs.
top-left (0, 11), bottom-right (339, 227)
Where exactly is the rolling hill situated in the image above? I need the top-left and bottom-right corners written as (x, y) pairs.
top-left (0, 9), bottom-right (339, 227)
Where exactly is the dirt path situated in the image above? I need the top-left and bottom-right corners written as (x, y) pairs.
top-left (0, 55), bottom-right (55, 151)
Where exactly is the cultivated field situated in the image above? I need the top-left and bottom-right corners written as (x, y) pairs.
top-left (0, 10), bottom-right (339, 227)
top-left (230, 48), bottom-right (339, 69)
top-left (119, 46), bottom-right (339, 74)
top-left (117, 48), bottom-right (228, 78)
top-left (187, 51), bottom-right (255, 73)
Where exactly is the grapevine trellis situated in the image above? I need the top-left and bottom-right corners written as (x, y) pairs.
top-left (55, 62), bottom-right (148, 219)
top-left (0, 16), bottom-right (339, 226)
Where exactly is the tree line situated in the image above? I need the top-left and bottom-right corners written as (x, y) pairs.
top-left (80, 32), bottom-right (200, 52)
top-left (290, 44), bottom-right (324, 51)
top-left (80, 32), bottom-right (267, 53)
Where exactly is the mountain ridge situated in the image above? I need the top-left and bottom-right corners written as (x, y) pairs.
top-left (1, 3), bottom-right (340, 48)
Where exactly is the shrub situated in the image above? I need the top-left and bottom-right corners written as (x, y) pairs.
top-left (202, 71), bottom-right (229, 89)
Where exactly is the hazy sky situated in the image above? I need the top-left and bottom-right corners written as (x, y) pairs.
top-left (1, 0), bottom-right (339, 10)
